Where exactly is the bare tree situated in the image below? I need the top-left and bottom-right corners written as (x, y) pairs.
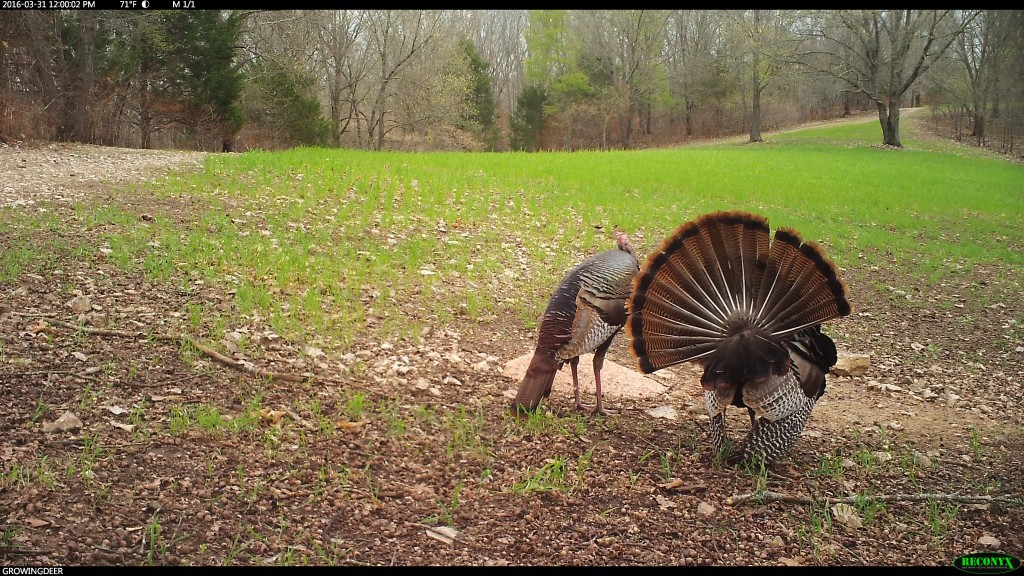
top-left (460, 10), bottom-right (527, 120)
top-left (727, 10), bottom-right (796, 143)
top-left (313, 11), bottom-right (372, 146)
top-left (363, 10), bottom-right (445, 150)
top-left (796, 10), bottom-right (979, 148)
top-left (666, 10), bottom-right (722, 138)
top-left (949, 10), bottom-right (1012, 146)
top-left (580, 10), bottom-right (670, 148)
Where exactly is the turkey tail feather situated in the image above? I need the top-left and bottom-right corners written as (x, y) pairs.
top-left (755, 229), bottom-right (851, 337)
top-left (628, 211), bottom-right (851, 375)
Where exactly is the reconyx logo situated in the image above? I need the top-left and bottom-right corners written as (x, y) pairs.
top-left (954, 553), bottom-right (1022, 574)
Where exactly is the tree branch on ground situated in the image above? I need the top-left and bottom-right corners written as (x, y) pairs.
top-left (727, 490), bottom-right (1022, 507)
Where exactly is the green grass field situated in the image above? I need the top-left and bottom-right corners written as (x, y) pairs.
top-left (3, 113), bottom-right (1022, 352)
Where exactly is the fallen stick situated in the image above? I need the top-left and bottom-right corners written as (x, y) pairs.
top-left (43, 318), bottom-right (311, 384)
top-left (726, 490), bottom-right (1022, 506)
top-left (282, 406), bottom-right (317, 431)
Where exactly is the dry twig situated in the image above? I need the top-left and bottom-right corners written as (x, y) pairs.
top-left (726, 490), bottom-right (1022, 506)
top-left (39, 317), bottom-right (313, 384)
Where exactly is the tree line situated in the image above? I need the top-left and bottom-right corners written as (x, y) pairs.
top-left (0, 10), bottom-right (1021, 156)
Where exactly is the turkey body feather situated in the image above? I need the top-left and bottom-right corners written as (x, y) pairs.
top-left (628, 211), bottom-right (851, 465)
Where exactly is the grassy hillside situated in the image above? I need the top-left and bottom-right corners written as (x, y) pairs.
top-left (6, 112), bottom-right (1019, 352)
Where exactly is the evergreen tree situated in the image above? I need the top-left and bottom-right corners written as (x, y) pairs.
top-left (162, 10), bottom-right (246, 150)
top-left (459, 39), bottom-right (500, 150)
top-left (244, 60), bottom-right (333, 147)
top-left (509, 84), bottom-right (547, 151)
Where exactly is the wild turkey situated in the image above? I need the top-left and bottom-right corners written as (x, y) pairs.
top-left (512, 232), bottom-right (640, 416)
top-left (627, 211), bottom-right (852, 466)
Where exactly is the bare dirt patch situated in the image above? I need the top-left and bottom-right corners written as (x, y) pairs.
top-left (0, 135), bottom-right (1021, 567)
top-left (0, 142), bottom-right (207, 209)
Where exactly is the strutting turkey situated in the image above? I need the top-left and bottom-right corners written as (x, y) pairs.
top-left (512, 232), bottom-right (640, 416)
top-left (627, 211), bottom-right (852, 466)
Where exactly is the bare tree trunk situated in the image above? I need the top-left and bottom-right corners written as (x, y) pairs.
top-left (329, 68), bottom-right (343, 142)
top-left (878, 98), bottom-right (901, 147)
top-left (138, 78), bottom-right (153, 149)
top-left (623, 99), bottom-right (636, 149)
top-left (750, 66), bottom-right (763, 142)
top-left (373, 88), bottom-right (386, 150)
top-left (685, 96), bottom-right (694, 137)
top-left (749, 38), bottom-right (763, 143)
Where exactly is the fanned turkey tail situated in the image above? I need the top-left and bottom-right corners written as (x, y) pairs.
top-left (627, 211), bottom-right (852, 465)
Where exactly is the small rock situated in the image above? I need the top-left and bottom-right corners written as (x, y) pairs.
top-left (831, 503), bottom-right (863, 529)
top-left (697, 502), bottom-right (716, 517)
top-left (223, 332), bottom-right (242, 353)
top-left (978, 535), bottom-right (1000, 547)
top-left (42, 411), bottom-right (83, 433)
top-left (655, 495), bottom-right (676, 510)
top-left (868, 380), bottom-right (903, 392)
top-left (831, 352), bottom-right (870, 377)
top-left (425, 525), bottom-right (459, 545)
top-left (645, 406), bottom-right (678, 420)
top-left (913, 452), bottom-right (932, 468)
top-left (442, 375), bottom-right (462, 386)
top-left (67, 294), bottom-right (91, 313)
